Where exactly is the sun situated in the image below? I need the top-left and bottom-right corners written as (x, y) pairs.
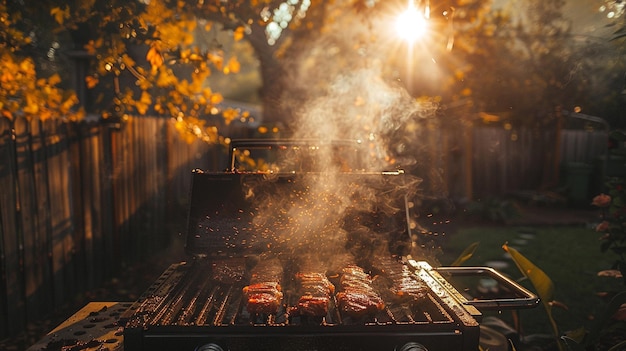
top-left (395, 4), bottom-right (428, 43)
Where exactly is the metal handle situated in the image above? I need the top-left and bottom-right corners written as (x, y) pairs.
top-left (434, 266), bottom-right (540, 310)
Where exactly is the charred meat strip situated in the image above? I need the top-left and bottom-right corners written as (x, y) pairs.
top-left (371, 257), bottom-right (428, 303)
top-left (292, 272), bottom-right (335, 317)
top-left (336, 265), bottom-right (384, 318)
top-left (243, 259), bottom-right (284, 314)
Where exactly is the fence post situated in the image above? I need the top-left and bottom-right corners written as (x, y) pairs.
top-left (0, 117), bottom-right (26, 337)
top-left (0, 117), bottom-right (21, 338)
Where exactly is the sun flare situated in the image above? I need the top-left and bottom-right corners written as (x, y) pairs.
top-left (395, 5), bottom-right (428, 42)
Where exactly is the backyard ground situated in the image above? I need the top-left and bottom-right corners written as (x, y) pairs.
top-left (3, 202), bottom-right (603, 351)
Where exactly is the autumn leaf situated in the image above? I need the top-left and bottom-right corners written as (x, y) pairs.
top-left (210, 93), bottom-right (223, 105)
top-left (85, 75), bottom-right (99, 89)
top-left (84, 39), bottom-right (103, 55)
top-left (208, 50), bottom-right (224, 70)
top-left (157, 70), bottom-right (177, 87)
top-left (50, 6), bottom-right (70, 25)
top-left (19, 58), bottom-right (35, 75)
top-left (137, 77), bottom-right (152, 90)
top-left (135, 91), bottom-right (152, 115)
top-left (146, 44), bottom-right (164, 72)
top-left (222, 108), bottom-right (239, 125)
top-left (23, 92), bottom-right (39, 115)
top-left (60, 94), bottom-right (79, 114)
top-left (233, 26), bottom-right (245, 41)
top-left (224, 56), bottom-right (240, 74)
top-left (48, 73), bottom-right (61, 86)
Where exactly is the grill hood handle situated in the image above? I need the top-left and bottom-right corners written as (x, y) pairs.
top-left (434, 266), bottom-right (540, 310)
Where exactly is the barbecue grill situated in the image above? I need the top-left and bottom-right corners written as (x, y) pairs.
top-left (121, 139), bottom-right (538, 351)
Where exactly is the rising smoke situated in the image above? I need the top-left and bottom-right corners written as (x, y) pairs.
top-left (242, 1), bottom-right (443, 267)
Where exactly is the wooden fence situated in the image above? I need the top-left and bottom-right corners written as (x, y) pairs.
top-left (0, 116), bottom-right (226, 339)
top-left (416, 124), bottom-right (609, 201)
top-left (0, 115), bottom-right (608, 339)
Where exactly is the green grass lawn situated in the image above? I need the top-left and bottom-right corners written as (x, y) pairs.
top-left (436, 224), bottom-right (624, 337)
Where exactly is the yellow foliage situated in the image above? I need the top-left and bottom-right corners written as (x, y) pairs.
top-left (210, 93), bottom-right (223, 105)
top-left (137, 77), bottom-right (152, 90)
top-left (224, 56), bottom-right (241, 74)
top-left (0, 51), bottom-right (81, 122)
top-left (84, 39), bottom-right (103, 55)
top-left (50, 6), bottom-right (70, 25)
top-left (135, 91), bottom-right (152, 115)
top-left (85, 75), bottom-right (99, 89)
top-left (143, 1), bottom-right (174, 26)
top-left (176, 80), bottom-right (190, 96)
top-left (48, 73), bottom-right (61, 86)
top-left (222, 108), bottom-right (239, 125)
top-left (157, 67), bottom-right (178, 87)
top-left (146, 44), bottom-right (164, 72)
top-left (233, 26), bottom-right (245, 41)
top-left (23, 93), bottom-right (39, 115)
top-left (208, 50), bottom-right (224, 70)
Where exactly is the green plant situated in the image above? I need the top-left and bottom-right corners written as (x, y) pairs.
top-left (499, 180), bottom-right (626, 350)
top-left (503, 243), bottom-right (564, 351)
top-left (500, 244), bottom-right (626, 351)
top-left (452, 236), bottom-right (625, 351)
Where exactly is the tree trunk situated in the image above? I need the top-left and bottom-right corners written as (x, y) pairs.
top-left (245, 23), bottom-right (289, 126)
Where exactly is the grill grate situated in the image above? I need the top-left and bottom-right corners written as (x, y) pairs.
top-left (122, 260), bottom-right (480, 351)
top-left (125, 261), bottom-right (460, 328)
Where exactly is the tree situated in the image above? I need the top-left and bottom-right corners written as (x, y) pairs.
top-left (5, 0), bottom-right (607, 137)
top-left (429, 0), bottom-right (594, 127)
top-left (0, 1), bottom-right (83, 121)
top-left (3, 0), bottom-right (504, 139)
top-left (1, 0), bottom-right (325, 140)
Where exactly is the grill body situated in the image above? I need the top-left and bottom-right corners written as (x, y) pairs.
top-left (123, 145), bottom-right (483, 351)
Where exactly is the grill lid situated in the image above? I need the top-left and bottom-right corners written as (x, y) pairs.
top-left (185, 170), bottom-right (416, 257)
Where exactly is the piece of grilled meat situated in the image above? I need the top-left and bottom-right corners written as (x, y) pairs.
top-left (336, 265), bottom-right (385, 318)
top-left (292, 272), bottom-right (335, 317)
top-left (371, 256), bottom-right (428, 305)
top-left (243, 259), bottom-right (284, 315)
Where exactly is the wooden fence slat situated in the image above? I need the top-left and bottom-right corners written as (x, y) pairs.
top-left (86, 123), bottom-right (105, 285)
top-left (30, 118), bottom-right (54, 318)
top-left (68, 122), bottom-right (87, 295)
top-left (15, 116), bottom-right (51, 323)
top-left (0, 117), bottom-right (10, 337)
top-left (44, 119), bottom-right (75, 308)
top-left (100, 124), bottom-right (116, 278)
top-left (0, 116), bottom-right (27, 337)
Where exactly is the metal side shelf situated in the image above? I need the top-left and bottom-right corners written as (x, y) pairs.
top-left (27, 302), bottom-right (130, 351)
